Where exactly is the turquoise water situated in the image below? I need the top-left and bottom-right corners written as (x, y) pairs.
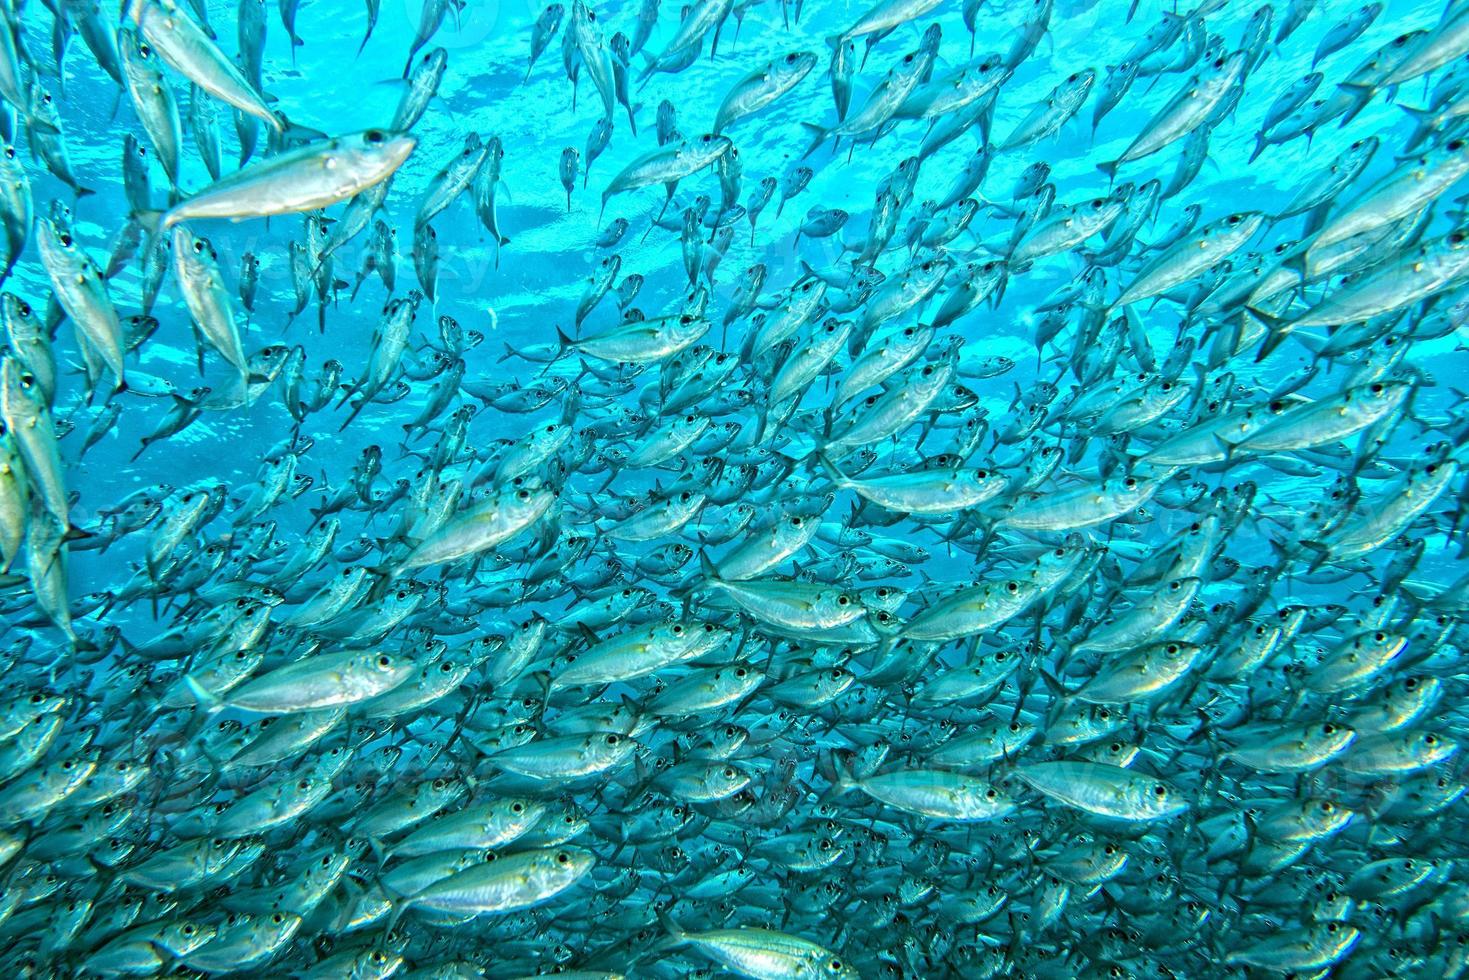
top-left (1, 0), bottom-right (1468, 975)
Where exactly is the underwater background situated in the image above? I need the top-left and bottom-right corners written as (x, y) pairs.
top-left (0, 0), bottom-right (1467, 974)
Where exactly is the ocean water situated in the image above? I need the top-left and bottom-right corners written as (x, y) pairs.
top-left (2, 0), bottom-right (1469, 975)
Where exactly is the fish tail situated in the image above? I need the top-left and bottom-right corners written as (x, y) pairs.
top-left (656, 910), bottom-right (688, 944)
top-left (1251, 309), bottom-right (1293, 361)
top-left (338, 398), bottom-right (368, 432)
top-left (816, 451), bottom-right (847, 487)
top-left (182, 675), bottom-right (225, 715)
top-left (817, 749), bottom-right (859, 803)
top-left (798, 122), bottom-right (827, 160)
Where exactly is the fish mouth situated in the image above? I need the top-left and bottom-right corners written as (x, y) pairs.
top-left (382, 134), bottom-right (420, 169)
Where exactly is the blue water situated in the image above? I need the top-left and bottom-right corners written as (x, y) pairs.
top-left (3, 0), bottom-right (1468, 974)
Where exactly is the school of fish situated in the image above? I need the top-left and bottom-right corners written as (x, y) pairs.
top-left (0, 0), bottom-right (1466, 974)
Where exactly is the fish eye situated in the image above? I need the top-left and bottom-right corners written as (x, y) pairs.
top-left (1426, 734), bottom-right (1439, 745)
top-left (829, 960), bottom-right (843, 972)
top-left (1370, 383), bottom-right (1384, 394)
top-left (1451, 139), bottom-right (1466, 151)
top-left (829, 669), bottom-right (843, 680)
top-left (511, 801), bottom-right (524, 813)
top-left (837, 595), bottom-right (850, 605)
top-left (377, 655), bottom-right (391, 668)
top-left (1006, 582), bottom-right (1019, 594)
top-left (1153, 785), bottom-right (1167, 797)
top-left (1322, 724), bottom-right (1335, 735)
top-left (605, 734), bottom-right (619, 745)
top-left (58, 232), bottom-right (72, 247)
top-left (182, 924), bottom-right (196, 936)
